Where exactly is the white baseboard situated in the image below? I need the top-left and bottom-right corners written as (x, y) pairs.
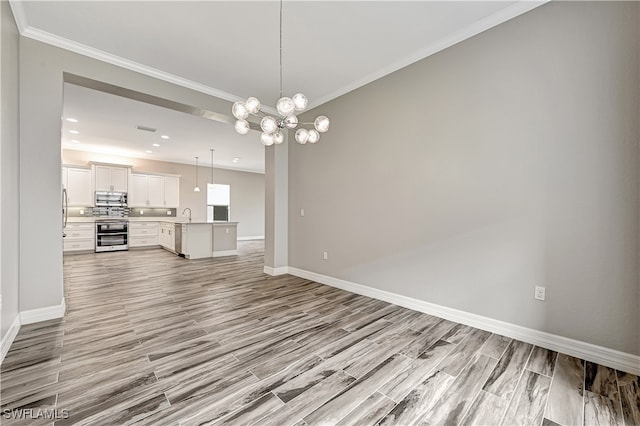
top-left (263, 265), bottom-right (289, 276)
top-left (287, 267), bottom-right (640, 375)
top-left (212, 249), bottom-right (238, 258)
top-left (238, 236), bottom-right (265, 241)
top-left (0, 315), bottom-right (21, 364)
top-left (20, 298), bottom-right (66, 325)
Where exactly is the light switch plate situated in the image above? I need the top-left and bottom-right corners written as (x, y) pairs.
top-left (534, 286), bottom-right (546, 301)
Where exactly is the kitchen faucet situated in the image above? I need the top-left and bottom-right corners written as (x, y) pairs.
top-left (182, 207), bottom-right (192, 223)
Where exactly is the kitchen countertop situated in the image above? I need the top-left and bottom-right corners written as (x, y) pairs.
top-left (67, 217), bottom-right (238, 225)
top-left (177, 221), bottom-right (239, 225)
top-left (68, 217), bottom-right (185, 223)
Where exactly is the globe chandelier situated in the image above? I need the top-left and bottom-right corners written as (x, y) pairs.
top-left (231, 0), bottom-right (330, 146)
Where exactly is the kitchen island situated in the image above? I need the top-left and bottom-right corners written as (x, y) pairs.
top-left (64, 217), bottom-right (239, 258)
top-left (175, 221), bottom-right (238, 260)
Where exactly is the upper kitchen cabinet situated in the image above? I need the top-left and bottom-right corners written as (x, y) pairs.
top-left (164, 176), bottom-right (180, 207)
top-left (147, 175), bottom-right (166, 206)
top-left (62, 166), bottom-right (92, 206)
top-left (129, 173), bottom-right (180, 208)
top-left (93, 164), bottom-right (129, 192)
top-left (129, 174), bottom-right (149, 207)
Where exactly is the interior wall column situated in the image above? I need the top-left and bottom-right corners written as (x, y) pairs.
top-left (263, 135), bottom-right (288, 275)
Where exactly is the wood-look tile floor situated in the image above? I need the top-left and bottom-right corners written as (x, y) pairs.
top-left (1, 241), bottom-right (638, 425)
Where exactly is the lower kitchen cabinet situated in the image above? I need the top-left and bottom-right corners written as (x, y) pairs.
top-left (129, 222), bottom-right (159, 247)
top-left (159, 222), bottom-right (176, 252)
top-left (63, 222), bottom-right (94, 253)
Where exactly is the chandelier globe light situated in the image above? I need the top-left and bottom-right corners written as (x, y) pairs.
top-left (232, 0), bottom-right (329, 146)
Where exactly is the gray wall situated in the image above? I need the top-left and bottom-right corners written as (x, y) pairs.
top-left (62, 149), bottom-right (265, 238)
top-left (19, 37), bottom-right (238, 313)
top-left (289, 2), bottom-right (639, 355)
top-left (1, 1), bottom-right (20, 340)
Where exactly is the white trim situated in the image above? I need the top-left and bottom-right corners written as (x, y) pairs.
top-left (0, 315), bottom-right (21, 365)
top-left (8, 1), bottom-right (28, 33)
top-left (263, 266), bottom-right (288, 276)
top-left (10, 0), bottom-right (547, 112)
top-left (212, 249), bottom-right (238, 258)
top-left (16, 26), bottom-right (242, 105)
top-left (20, 298), bottom-right (66, 325)
top-left (238, 236), bottom-right (265, 241)
top-left (308, 0), bottom-right (549, 110)
top-left (287, 267), bottom-right (640, 375)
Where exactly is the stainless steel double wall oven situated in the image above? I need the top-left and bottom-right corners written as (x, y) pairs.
top-left (94, 191), bottom-right (129, 252)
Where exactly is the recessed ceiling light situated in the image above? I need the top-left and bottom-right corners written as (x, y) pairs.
top-left (232, 157), bottom-right (240, 163)
top-left (160, 135), bottom-right (169, 139)
top-left (71, 140), bottom-right (81, 144)
top-left (152, 143), bottom-right (160, 147)
top-left (66, 118), bottom-right (78, 123)
top-left (69, 130), bottom-right (79, 134)
top-left (145, 150), bottom-right (152, 154)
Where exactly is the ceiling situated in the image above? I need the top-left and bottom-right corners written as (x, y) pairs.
top-left (12, 1), bottom-right (546, 173)
top-left (61, 83), bottom-right (265, 173)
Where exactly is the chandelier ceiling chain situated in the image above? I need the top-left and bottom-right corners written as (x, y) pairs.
top-left (279, 0), bottom-right (283, 99)
top-left (232, 0), bottom-right (330, 146)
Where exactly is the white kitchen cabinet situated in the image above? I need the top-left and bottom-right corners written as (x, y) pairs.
top-left (94, 165), bottom-right (128, 192)
top-left (129, 174), bottom-right (149, 207)
top-left (63, 222), bottom-right (94, 253)
top-left (159, 222), bottom-right (175, 252)
top-left (129, 222), bottom-right (159, 247)
top-left (128, 173), bottom-right (180, 208)
top-left (164, 176), bottom-right (180, 208)
top-left (62, 166), bottom-right (92, 206)
top-left (147, 175), bottom-right (165, 206)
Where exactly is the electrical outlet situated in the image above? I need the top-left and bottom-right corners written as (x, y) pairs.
top-left (300, 208), bottom-right (305, 217)
top-left (323, 251), bottom-right (328, 260)
top-left (140, 210), bottom-right (144, 215)
top-left (166, 210), bottom-right (171, 215)
top-left (534, 286), bottom-right (546, 301)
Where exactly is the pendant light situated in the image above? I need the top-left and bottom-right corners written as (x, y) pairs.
top-left (231, 0), bottom-right (329, 145)
top-left (210, 148), bottom-right (214, 185)
top-left (193, 156), bottom-right (200, 192)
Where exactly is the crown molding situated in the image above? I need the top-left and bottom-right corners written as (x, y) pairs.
top-left (307, 0), bottom-right (550, 110)
top-left (11, 0), bottom-right (548, 112)
top-left (10, 4), bottom-right (243, 106)
top-left (8, 0), bottom-right (28, 33)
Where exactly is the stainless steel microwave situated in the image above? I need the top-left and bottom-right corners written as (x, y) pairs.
top-left (95, 191), bottom-right (127, 207)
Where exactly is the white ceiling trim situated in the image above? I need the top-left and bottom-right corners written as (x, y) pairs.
top-left (8, 0), bottom-right (243, 104)
top-left (8, 0), bottom-right (27, 33)
top-left (12, 0), bottom-right (548, 114)
top-left (307, 0), bottom-right (549, 110)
